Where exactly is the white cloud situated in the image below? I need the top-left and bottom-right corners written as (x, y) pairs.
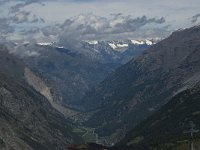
top-left (57, 13), bottom-right (166, 44)
top-left (23, 0), bottom-right (200, 25)
top-left (0, 0), bottom-right (200, 44)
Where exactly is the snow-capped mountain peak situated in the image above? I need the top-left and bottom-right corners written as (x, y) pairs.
top-left (116, 43), bottom-right (129, 48)
top-left (131, 40), bottom-right (145, 45)
top-left (145, 39), bottom-right (153, 45)
top-left (108, 42), bottom-right (128, 52)
top-left (36, 42), bottom-right (66, 49)
top-left (131, 39), bottom-right (154, 45)
top-left (108, 43), bottom-right (117, 49)
top-left (85, 40), bottom-right (98, 45)
top-left (37, 42), bottom-right (53, 46)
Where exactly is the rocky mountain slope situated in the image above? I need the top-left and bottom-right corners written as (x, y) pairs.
top-left (24, 67), bottom-right (78, 118)
top-left (0, 46), bottom-right (82, 150)
top-left (81, 26), bottom-right (200, 144)
top-left (21, 44), bottom-right (119, 110)
top-left (114, 83), bottom-right (200, 150)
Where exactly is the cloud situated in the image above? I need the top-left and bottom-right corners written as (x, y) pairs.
top-left (110, 16), bottom-right (165, 33)
top-left (10, 11), bottom-right (31, 23)
top-left (56, 13), bottom-right (166, 46)
top-left (0, 0), bottom-right (10, 5)
top-left (5, 42), bottom-right (40, 58)
top-left (0, 18), bottom-right (14, 35)
top-left (9, 11), bottom-right (45, 24)
top-left (191, 13), bottom-right (200, 23)
top-left (11, 47), bottom-right (40, 58)
top-left (0, 0), bottom-right (45, 36)
top-left (0, 10), bottom-right (168, 47)
top-left (0, 0), bottom-right (199, 58)
top-left (3, 0), bottom-right (45, 24)
top-left (9, 0), bottom-right (43, 13)
top-left (11, 47), bottom-right (40, 57)
top-left (31, 14), bottom-right (45, 23)
top-left (0, 13), bottom-right (167, 48)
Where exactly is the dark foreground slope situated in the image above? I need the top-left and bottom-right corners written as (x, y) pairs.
top-left (82, 26), bottom-right (200, 143)
top-left (114, 84), bottom-right (200, 150)
top-left (0, 47), bottom-right (82, 150)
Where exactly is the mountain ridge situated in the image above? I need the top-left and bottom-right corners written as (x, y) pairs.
top-left (80, 26), bottom-right (200, 145)
top-left (0, 47), bottom-right (83, 150)
top-left (114, 83), bottom-right (200, 150)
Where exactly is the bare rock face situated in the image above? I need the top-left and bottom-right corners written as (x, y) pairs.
top-left (24, 67), bottom-right (54, 103)
top-left (24, 67), bottom-right (79, 118)
top-left (0, 49), bottom-right (82, 150)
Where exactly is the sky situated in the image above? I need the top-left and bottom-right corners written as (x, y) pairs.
top-left (0, 0), bottom-right (200, 44)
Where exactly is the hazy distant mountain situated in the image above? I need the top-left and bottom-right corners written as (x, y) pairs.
top-left (35, 39), bottom-right (156, 64)
top-left (81, 26), bottom-right (200, 144)
top-left (80, 39), bottom-right (157, 63)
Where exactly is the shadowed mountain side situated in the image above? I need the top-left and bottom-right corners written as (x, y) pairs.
top-left (114, 83), bottom-right (200, 150)
top-left (0, 48), bottom-right (82, 150)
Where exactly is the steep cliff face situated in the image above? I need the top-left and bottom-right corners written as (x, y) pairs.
top-left (24, 67), bottom-right (54, 103)
top-left (24, 67), bottom-right (79, 118)
top-left (0, 48), bottom-right (82, 150)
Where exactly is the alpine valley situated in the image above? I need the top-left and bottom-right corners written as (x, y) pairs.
top-left (9, 39), bottom-right (155, 115)
top-left (0, 11), bottom-right (200, 150)
top-left (80, 26), bottom-right (200, 145)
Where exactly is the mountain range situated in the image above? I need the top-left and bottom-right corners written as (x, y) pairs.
top-left (80, 26), bottom-right (200, 145)
top-left (0, 25), bottom-right (200, 150)
top-left (10, 39), bottom-right (154, 114)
